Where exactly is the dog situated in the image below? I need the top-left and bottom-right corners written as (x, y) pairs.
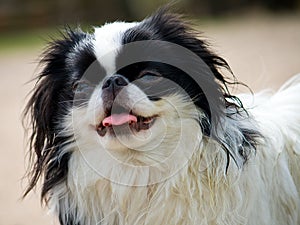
top-left (23, 9), bottom-right (300, 225)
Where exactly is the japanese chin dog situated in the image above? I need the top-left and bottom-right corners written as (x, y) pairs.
top-left (23, 9), bottom-right (300, 225)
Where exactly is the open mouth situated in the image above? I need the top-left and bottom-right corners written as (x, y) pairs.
top-left (96, 105), bottom-right (157, 137)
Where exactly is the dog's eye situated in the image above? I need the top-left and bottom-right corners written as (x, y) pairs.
top-left (138, 71), bottom-right (162, 83)
top-left (72, 80), bottom-right (93, 93)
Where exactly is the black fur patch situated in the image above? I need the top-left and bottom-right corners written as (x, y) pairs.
top-left (23, 29), bottom-right (97, 200)
top-left (120, 10), bottom-right (230, 135)
top-left (119, 9), bottom-right (261, 168)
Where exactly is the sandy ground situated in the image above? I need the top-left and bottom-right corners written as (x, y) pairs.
top-left (0, 14), bottom-right (299, 225)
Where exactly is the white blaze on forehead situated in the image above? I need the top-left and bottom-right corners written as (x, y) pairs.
top-left (92, 22), bottom-right (138, 76)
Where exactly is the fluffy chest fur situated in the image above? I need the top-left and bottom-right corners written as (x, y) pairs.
top-left (52, 109), bottom-right (300, 225)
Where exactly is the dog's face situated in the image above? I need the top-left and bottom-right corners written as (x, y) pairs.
top-left (68, 20), bottom-right (207, 174)
top-left (59, 14), bottom-right (226, 160)
top-left (25, 10), bottom-right (246, 198)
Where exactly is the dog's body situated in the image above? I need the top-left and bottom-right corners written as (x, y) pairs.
top-left (24, 10), bottom-right (300, 225)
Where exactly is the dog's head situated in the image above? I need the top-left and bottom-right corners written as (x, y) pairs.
top-left (24, 9), bottom-right (256, 200)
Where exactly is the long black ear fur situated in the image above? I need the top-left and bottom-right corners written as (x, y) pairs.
top-left (23, 29), bottom-right (89, 201)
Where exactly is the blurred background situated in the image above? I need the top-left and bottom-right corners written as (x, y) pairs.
top-left (0, 0), bottom-right (299, 224)
top-left (0, 0), bottom-right (300, 30)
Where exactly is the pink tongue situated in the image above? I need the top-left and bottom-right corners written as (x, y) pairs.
top-left (102, 113), bottom-right (137, 126)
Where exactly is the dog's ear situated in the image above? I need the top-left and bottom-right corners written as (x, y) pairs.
top-left (23, 29), bottom-right (88, 199)
top-left (136, 9), bottom-right (262, 169)
top-left (135, 9), bottom-right (239, 132)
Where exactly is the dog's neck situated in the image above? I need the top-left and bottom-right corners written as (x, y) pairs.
top-left (49, 135), bottom-right (245, 225)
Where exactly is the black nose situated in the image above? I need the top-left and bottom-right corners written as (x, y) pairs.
top-left (102, 75), bottom-right (128, 90)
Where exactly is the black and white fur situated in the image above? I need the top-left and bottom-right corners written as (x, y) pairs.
top-left (24, 9), bottom-right (300, 225)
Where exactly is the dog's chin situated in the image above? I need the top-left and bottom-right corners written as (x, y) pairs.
top-left (97, 116), bottom-right (168, 152)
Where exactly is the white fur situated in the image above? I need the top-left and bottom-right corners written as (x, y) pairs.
top-left (92, 22), bottom-right (137, 75)
top-left (48, 74), bottom-right (300, 225)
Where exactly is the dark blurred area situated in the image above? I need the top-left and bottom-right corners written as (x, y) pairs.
top-left (0, 0), bottom-right (299, 32)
